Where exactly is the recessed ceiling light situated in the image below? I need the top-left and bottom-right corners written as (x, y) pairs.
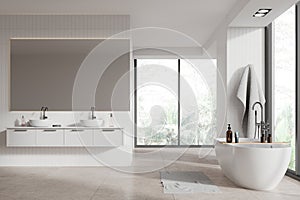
top-left (253, 13), bottom-right (266, 17)
top-left (253, 8), bottom-right (272, 17)
top-left (257, 9), bottom-right (271, 14)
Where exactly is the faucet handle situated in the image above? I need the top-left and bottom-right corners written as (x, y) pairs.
top-left (262, 124), bottom-right (270, 134)
top-left (264, 123), bottom-right (270, 129)
top-left (265, 122), bottom-right (270, 126)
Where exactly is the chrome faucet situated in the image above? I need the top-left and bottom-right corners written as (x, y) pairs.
top-left (91, 106), bottom-right (96, 120)
top-left (252, 102), bottom-right (269, 142)
top-left (252, 102), bottom-right (264, 140)
top-left (41, 106), bottom-right (48, 120)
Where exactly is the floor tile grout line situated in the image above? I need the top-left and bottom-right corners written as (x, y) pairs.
top-left (171, 194), bottom-right (176, 200)
top-left (88, 184), bottom-right (102, 200)
top-left (87, 168), bottom-right (112, 200)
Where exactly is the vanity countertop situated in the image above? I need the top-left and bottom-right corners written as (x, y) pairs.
top-left (7, 126), bottom-right (123, 130)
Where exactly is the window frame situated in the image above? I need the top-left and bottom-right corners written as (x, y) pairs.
top-left (266, 3), bottom-right (300, 180)
top-left (134, 58), bottom-right (215, 148)
top-left (295, 2), bottom-right (300, 177)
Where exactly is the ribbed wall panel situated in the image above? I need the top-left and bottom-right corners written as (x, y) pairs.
top-left (0, 15), bottom-right (131, 166)
top-left (227, 27), bottom-right (265, 137)
top-left (227, 27), bottom-right (265, 85)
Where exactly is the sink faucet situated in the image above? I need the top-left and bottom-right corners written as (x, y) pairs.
top-left (91, 106), bottom-right (96, 120)
top-left (41, 106), bottom-right (48, 120)
top-left (252, 102), bottom-right (269, 142)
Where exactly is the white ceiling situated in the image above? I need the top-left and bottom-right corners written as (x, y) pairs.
top-left (230, 0), bottom-right (299, 27)
top-left (0, 0), bottom-right (239, 45)
top-left (0, 0), bottom-right (298, 45)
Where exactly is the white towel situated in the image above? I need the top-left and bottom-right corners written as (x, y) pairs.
top-left (236, 65), bottom-right (265, 138)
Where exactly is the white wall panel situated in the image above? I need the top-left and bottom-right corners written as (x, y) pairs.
top-left (227, 27), bottom-right (265, 137)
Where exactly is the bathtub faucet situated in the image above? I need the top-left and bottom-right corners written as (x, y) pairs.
top-left (252, 102), bottom-right (264, 140)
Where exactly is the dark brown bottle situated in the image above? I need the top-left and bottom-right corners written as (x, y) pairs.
top-left (267, 134), bottom-right (272, 143)
top-left (226, 124), bottom-right (233, 143)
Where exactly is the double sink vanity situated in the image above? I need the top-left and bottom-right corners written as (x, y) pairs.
top-left (7, 119), bottom-right (124, 147)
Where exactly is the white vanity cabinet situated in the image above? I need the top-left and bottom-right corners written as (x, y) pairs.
top-left (7, 129), bottom-right (36, 147)
top-left (6, 128), bottom-right (123, 147)
top-left (36, 129), bottom-right (64, 146)
top-left (64, 129), bottom-right (94, 147)
top-left (93, 129), bottom-right (123, 147)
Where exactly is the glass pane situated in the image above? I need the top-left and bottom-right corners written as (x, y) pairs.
top-left (136, 59), bottom-right (178, 145)
top-left (180, 59), bottom-right (217, 145)
top-left (274, 5), bottom-right (296, 170)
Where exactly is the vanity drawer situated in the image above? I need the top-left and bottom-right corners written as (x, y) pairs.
top-left (36, 130), bottom-right (64, 146)
top-left (93, 129), bottom-right (123, 147)
top-left (7, 129), bottom-right (36, 147)
top-left (64, 129), bottom-right (93, 146)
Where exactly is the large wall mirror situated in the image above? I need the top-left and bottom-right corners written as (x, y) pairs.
top-left (10, 39), bottom-right (130, 111)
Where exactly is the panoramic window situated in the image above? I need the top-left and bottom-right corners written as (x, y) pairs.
top-left (136, 59), bottom-right (178, 145)
top-left (274, 5), bottom-right (296, 170)
top-left (135, 59), bottom-right (216, 146)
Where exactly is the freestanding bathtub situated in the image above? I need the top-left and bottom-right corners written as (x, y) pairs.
top-left (215, 138), bottom-right (291, 191)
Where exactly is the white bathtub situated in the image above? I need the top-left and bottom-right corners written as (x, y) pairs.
top-left (215, 138), bottom-right (291, 191)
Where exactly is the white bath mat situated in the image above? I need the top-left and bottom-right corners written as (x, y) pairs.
top-left (160, 171), bottom-right (221, 194)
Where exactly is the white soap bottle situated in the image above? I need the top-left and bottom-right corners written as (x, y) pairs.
top-left (108, 113), bottom-right (114, 127)
top-left (21, 115), bottom-right (26, 126)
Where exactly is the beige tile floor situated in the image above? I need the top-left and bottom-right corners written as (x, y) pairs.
top-left (0, 148), bottom-right (299, 200)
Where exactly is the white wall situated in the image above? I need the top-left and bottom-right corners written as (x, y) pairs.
top-left (0, 15), bottom-right (133, 166)
top-left (227, 27), bottom-right (265, 137)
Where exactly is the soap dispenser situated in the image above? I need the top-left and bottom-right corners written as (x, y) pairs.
top-left (267, 134), bottom-right (272, 143)
top-left (108, 113), bottom-right (114, 127)
top-left (234, 131), bottom-right (239, 143)
top-left (21, 115), bottom-right (26, 127)
top-left (226, 124), bottom-right (233, 143)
